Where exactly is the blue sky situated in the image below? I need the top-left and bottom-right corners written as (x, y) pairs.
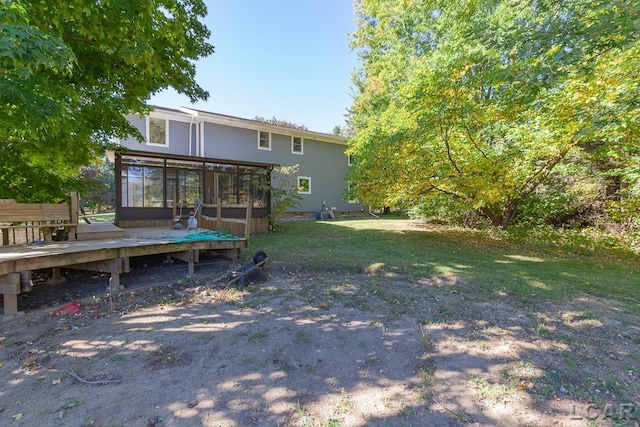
top-left (149, 1), bottom-right (359, 134)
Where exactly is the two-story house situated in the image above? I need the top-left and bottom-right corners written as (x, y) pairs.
top-left (114, 106), bottom-right (362, 232)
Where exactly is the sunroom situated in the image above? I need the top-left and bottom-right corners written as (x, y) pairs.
top-left (114, 150), bottom-right (275, 233)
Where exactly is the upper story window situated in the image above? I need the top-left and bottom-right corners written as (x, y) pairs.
top-left (147, 117), bottom-right (168, 147)
top-left (292, 136), bottom-right (303, 155)
top-left (348, 154), bottom-right (355, 166)
top-left (258, 131), bottom-right (271, 151)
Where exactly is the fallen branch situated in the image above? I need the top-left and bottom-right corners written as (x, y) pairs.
top-left (62, 359), bottom-right (121, 385)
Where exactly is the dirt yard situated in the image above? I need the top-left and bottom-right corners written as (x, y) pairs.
top-left (1, 255), bottom-right (639, 426)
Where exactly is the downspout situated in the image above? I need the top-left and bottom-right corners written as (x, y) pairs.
top-left (179, 107), bottom-right (199, 157)
top-left (189, 116), bottom-right (194, 156)
top-left (200, 121), bottom-right (205, 157)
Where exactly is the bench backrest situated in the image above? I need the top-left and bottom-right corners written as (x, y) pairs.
top-left (0, 203), bottom-right (71, 224)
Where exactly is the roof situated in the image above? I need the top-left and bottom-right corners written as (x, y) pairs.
top-left (119, 149), bottom-right (279, 169)
top-left (150, 105), bottom-right (349, 145)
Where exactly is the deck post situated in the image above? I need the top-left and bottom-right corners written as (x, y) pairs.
top-left (0, 273), bottom-right (20, 316)
top-left (19, 271), bottom-right (32, 292)
top-left (244, 192), bottom-right (253, 240)
top-left (48, 267), bottom-right (66, 285)
top-left (171, 250), bottom-right (195, 277)
top-left (108, 258), bottom-right (124, 292)
top-left (122, 257), bottom-right (131, 273)
top-left (188, 251), bottom-right (194, 277)
top-left (69, 191), bottom-right (79, 240)
top-left (215, 170), bottom-right (221, 228)
top-left (3, 294), bottom-right (18, 317)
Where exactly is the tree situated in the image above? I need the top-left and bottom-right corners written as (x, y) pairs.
top-left (78, 163), bottom-right (115, 213)
top-left (332, 125), bottom-right (352, 138)
top-left (348, 0), bottom-right (640, 227)
top-left (0, 0), bottom-right (214, 202)
top-left (253, 116), bottom-right (308, 131)
top-left (264, 165), bottom-right (303, 230)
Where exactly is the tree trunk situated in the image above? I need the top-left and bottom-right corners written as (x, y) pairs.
top-left (605, 176), bottom-right (621, 202)
top-left (480, 199), bottom-right (519, 228)
top-left (480, 207), bottom-right (501, 227)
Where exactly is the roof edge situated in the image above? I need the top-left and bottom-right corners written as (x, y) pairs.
top-left (150, 105), bottom-right (349, 145)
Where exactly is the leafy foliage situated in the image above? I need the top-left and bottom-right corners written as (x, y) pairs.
top-left (348, 0), bottom-right (640, 227)
top-left (0, 0), bottom-right (214, 202)
top-left (78, 163), bottom-right (115, 212)
top-left (265, 165), bottom-right (303, 230)
top-left (253, 116), bottom-right (308, 131)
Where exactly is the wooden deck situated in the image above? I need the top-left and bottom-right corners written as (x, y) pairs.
top-left (76, 221), bottom-right (125, 240)
top-left (0, 227), bottom-right (247, 317)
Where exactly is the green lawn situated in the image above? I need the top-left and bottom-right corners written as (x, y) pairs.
top-left (250, 218), bottom-right (640, 310)
top-left (86, 212), bottom-right (115, 222)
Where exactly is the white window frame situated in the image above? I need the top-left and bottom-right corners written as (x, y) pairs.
top-left (291, 136), bottom-right (304, 155)
top-left (297, 176), bottom-right (311, 194)
top-left (146, 117), bottom-right (169, 147)
top-left (347, 154), bottom-right (355, 166)
top-left (258, 131), bottom-right (271, 151)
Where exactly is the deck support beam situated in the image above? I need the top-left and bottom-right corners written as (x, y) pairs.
top-left (66, 258), bottom-right (126, 292)
top-left (1, 273), bottom-right (20, 316)
top-left (170, 250), bottom-right (195, 277)
top-left (49, 267), bottom-right (65, 285)
top-left (0, 230), bottom-right (248, 316)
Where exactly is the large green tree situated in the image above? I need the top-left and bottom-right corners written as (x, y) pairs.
top-left (348, 0), bottom-right (639, 227)
top-left (0, 0), bottom-right (213, 202)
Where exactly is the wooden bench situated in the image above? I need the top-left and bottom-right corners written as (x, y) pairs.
top-left (0, 202), bottom-right (77, 246)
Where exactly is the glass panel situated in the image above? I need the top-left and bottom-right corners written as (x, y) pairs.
top-left (239, 173), bottom-right (252, 205)
top-left (144, 167), bottom-right (164, 207)
top-left (166, 159), bottom-right (202, 170)
top-left (259, 131), bottom-right (270, 149)
top-left (121, 176), bottom-right (129, 207)
top-left (178, 170), bottom-right (202, 207)
top-left (126, 166), bottom-right (143, 207)
top-left (293, 136), bottom-right (303, 153)
top-left (219, 172), bottom-right (237, 205)
top-left (122, 164), bottom-right (164, 207)
top-left (122, 156), bottom-right (165, 168)
top-left (252, 172), bottom-right (268, 208)
top-left (164, 160), bottom-right (203, 207)
top-left (166, 172), bottom-right (177, 208)
top-left (237, 169), bottom-right (268, 207)
top-left (298, 177), bottom-right (310, 194)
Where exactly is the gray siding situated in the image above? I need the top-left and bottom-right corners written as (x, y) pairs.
top-left (124, 110), bottom-right (363, 214)
top-left (203, 122), bottom-right (263, 162)
top-left (201, 122), bottom-right (356, 213)
top-left (120, 115), bottom-right (196, 157)
top-left (120, 114), bottom-right (145, 148)
top-left (293, 138), bottom-right (353, 213)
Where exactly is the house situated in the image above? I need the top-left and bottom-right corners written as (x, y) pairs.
top-left (114, 106), bottom-right (363, 231)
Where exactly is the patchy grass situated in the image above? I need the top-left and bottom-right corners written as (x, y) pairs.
top-left (250, 218), bottom-right (640, 311)
top-left (3, 218), bottom-right (639, 426)
top-left (245, 219), bottom-right (640, 424)
top-left (86, 212), bottom-right (115, 222)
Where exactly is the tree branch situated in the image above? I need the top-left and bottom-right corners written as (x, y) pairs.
top-left (462, 122), bottom-right (488, 159)
top-left (62, 358), bottom-right (121, 385)
top-left (518, 149), bottom-right (570, 199)
top-left (439, 124), bottom-right (462, 175)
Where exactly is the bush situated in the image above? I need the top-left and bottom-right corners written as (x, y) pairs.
top-left (408, 194), bottom-right (490, 228)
